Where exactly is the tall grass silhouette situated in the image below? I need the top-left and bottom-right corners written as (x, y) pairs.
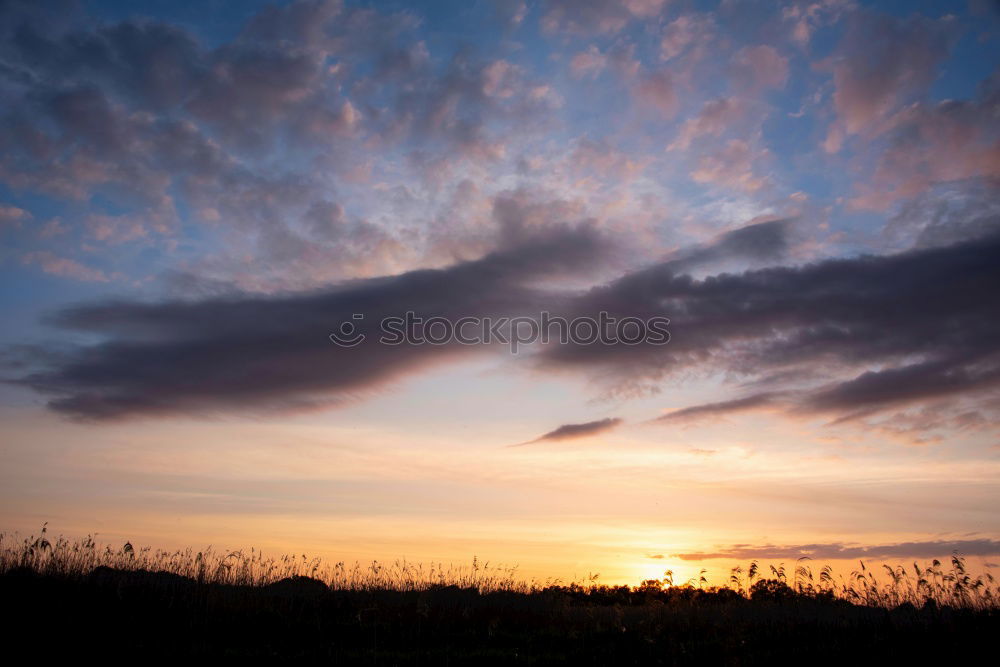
top-left (4, 525), bottom-right (997, 608)
top-left (5, 525), bottom-right (998, 662)
top-left (1, 525), bottom-right (531, 591)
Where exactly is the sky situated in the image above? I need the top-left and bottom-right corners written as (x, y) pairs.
top-left (1, 0), bottom-right (999, 585)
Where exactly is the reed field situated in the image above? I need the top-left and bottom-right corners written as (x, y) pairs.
top-left (3, 525), bottom-right (997, 663)
top-left (4, 525), bottom-right (997, 607)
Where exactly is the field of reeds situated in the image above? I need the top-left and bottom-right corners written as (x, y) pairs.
top-left (3, 526), bottom-right (997, 664)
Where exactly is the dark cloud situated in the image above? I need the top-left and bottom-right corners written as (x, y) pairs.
top-left (669, 539), bottom-right (1000, 561)
top-left (539, 228), bottom-right (1000, 432)
top-left (10, 217), bottom-right (1000, 434)
top-left (654, 392), bottom-right (779, 423)
top-left (515, 417), bottom-right (623, 445)
top-left (11, 225), bottom-right (609, 420)
top-left (1, 12), bottom-right (201, 107)
top-left (0, 0), bottom-right (410, 148)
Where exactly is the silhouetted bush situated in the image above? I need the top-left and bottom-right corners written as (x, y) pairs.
top-left (750, 578), bottom-right (797, 601)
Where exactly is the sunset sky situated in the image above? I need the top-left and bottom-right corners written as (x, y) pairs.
top-left (1, 0), bottom-right (999, 585)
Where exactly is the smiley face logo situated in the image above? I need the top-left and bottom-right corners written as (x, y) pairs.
top-left (329, 313), bottom-right (366, 347)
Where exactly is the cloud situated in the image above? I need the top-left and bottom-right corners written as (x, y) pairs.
top-left (781, 0), bottom-right (853, 48)
top-left (690, 139), bottom-right (770, 192)
top-left (729, 45), bottom-right (788, 92)
top-left (848, 74), bottom-right (1000, 210)
top-left (569, 46), bottom-right (608, 79)
top-left (541, 0), bottom-right (666, 35)
top-left (12, 225), bottom-right (610, 420)
top-left (654, 392), bottom-right (779, 423)
top-left (881, 178), bottom-right (1000, 250)
top-left (0, 0), bottom-right (995, 439)
top-left (823, 10), bottom-right (955, 152)
top-left (21, 251), bottom-right (111, 283)
top-left (568, 138), bottom-right (648, 182)
top-left (668, 97), bottom-right (748, 151)
top-left (664, 218), bottom-right (792, 272)
top-left (635, 70), bottom-right (677, 116)
top-left (10, 209), bottom-right (1000, 438)
top-left (0, 0), bottom-right (567, 290)
top-left (16, 212), bottom-right (1000, 436)
top-left (670, 539), bottom-right (1000, 561)
top-left (538, 228), bottom-right (1000, 434)
top-left (492, 0), bottom-right (528, 29)
top-left (516, 417), bottom-right (623, 445)
top-left (0, 203), bottom-right (31, 227)
top-left (659, 13), bottom-right (715, 62)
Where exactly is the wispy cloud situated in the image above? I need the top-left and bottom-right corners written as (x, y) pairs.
top-left (667, 539), bottom-right (1000, 561)
top-left (514, 417), bottom-right (623, 446)
top-left (653, 393), bottom-right (780, 423)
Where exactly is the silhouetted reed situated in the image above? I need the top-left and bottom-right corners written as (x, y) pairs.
top-left (1, 525), bottom-right (533, 592)
top-left (3, 525), bottom-right (996, 609)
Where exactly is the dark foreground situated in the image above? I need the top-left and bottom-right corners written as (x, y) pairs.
top-left (4, 567), bottom-right (995, 664)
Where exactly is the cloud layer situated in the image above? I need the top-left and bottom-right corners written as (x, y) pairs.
top-left (10, 217), bottom-right (1000, 438)
top-left (667, 539), bottom-right (1000, 561)
top-left (1, 0), bottom-right (998, 442)
top-left (14, 225), bottom-right (607, 419)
